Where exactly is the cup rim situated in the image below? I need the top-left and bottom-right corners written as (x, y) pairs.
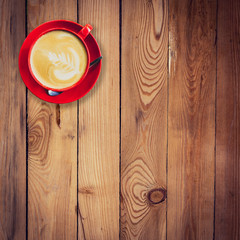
top-left (28, 27), bottom-right (90, 92)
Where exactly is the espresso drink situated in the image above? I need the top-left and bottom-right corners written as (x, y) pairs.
top-left (30, 30), bottom-right (88, 90)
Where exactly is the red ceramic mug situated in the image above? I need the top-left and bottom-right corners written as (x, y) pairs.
top-left (28, 24), bottom-right (93, 92)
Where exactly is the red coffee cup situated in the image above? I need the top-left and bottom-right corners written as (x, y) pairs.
top-left (28, 24), bottom-right (93, 92)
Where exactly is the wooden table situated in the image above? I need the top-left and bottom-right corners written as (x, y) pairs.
top-left (0, 0), bottom-right (239, 239)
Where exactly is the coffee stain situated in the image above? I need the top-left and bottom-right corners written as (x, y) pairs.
top-left (56, 104), bottom-right (61, 128)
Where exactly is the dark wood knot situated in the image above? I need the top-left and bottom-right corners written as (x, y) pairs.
top-left (147, 188), bottom-right (167, 205)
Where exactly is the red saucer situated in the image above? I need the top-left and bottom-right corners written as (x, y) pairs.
top-left (19, 20), bottom-right (102, 104)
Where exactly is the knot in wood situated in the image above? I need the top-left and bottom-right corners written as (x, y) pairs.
top-left (147, 188), bottom-right (166, 205)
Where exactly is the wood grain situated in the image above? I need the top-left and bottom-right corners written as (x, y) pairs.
top-left (121, 0), bottom-right (168, 239)
top-left (215, 0), bottom-right (240, 239)
top-left (77, 0), bottom-right (119, 239)
top-left (27, 0), bottom-right (77, 239)
top-left (1, 0), bottom-right (240, 238)
top-left (0, 0), bottom-right (26, 239)
top-left (168, 0), bottom-right (216, 239)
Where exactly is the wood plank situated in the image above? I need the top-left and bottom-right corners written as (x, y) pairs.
top-left (168, 0), bottom-right (216, 239)
top-left (77, 0), bottom-right (119, 239)
top-left (121, 0), bottom-right (168, 239)
top-left (215, 0), bottom-right (240, 239)
top-left (27, 1), bottom-right (77, 239)
top-left (0, 0), bottom-right (26, 239)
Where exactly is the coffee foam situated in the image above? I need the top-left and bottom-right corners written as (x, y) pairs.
top-left (30, 30), bottom-right (88, 90)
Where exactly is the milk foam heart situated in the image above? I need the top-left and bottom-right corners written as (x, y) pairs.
top-left (30, 30), bottom-right (88, 90)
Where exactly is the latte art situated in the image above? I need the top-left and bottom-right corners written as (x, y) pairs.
top-left (30, 30), bottom-right (88, 90)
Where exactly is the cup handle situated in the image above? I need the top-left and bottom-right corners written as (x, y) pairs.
top-left (78, 24), bottom-right (93, 39)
